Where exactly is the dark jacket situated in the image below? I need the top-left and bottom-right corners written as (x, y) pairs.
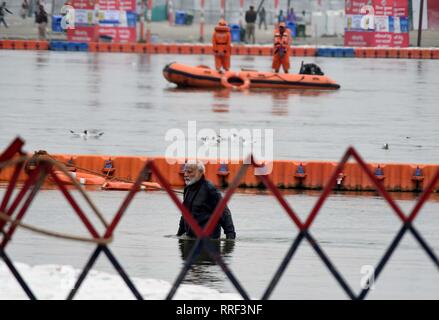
top-left (35, 9), bottom-right (47, 24)
top-left (245, 10), bottom-right (257, 24)
top-left (177, 176), bottom-right (236, 239)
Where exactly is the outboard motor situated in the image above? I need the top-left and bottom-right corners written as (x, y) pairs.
top-left (299, 61), bottom-right (325, 76)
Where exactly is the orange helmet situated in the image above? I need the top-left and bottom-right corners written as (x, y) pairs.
top-left (218, 19), bottom-right (228, 26)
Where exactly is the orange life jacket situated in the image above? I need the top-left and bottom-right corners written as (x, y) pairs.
top-left (273, 28), bottom-right (291, 52)
top-left (212, 25), bottom-right (231, 55)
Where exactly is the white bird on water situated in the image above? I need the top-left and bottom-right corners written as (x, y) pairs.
top-left (70, 130), bottom-right (104, 140)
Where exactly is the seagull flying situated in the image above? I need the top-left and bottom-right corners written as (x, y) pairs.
top-left (70, 130), bottom-right (104, 140)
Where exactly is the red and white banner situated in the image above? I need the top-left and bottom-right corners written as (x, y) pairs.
top-left (67, 25), bottom-right (98, 42)
top-left (99, 26), bottom-right (137, 43)
top-left (344, 0), bottom-right (409, 47)
top-left (428, 0), bottom-right (439, 30)
top-left (97, 0), bottom-right (136, 11)
top-left (67, 0), bottom-right (137, 43)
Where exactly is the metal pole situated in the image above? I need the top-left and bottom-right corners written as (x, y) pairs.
top-left (147, 0), bottom-right (152, 43)
top-left (220, 0), bottom-right (225, 19)
top-left (417, 0), bottom-right (424, 47)
top-left (239, 0), bottom-right (244, 26)
top-left (140, 1), bottom-right (145, 42)
top-left (199, 0), bottom-right (205, 42)
top-left (168, 0), bottom-right (174, 25)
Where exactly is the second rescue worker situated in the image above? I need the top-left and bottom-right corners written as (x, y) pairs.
top-left (212, 19), bottom-right (231, 73)
top-left (272, 22), bottom-right (292, 74)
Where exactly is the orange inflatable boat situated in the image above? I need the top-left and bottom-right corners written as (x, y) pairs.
top-left (101, 181), bottom-right (162, 191)
top-left (51, 171), bottom-right (106, 185)
top-left (163, 62), bottom-right (340, 90)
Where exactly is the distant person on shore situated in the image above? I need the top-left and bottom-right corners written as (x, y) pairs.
top-left (27, 0), bottom-right (35, 17)
top-left (20, 0), bottom-right (29, 19)
top-left (35, 4), bottom-right (48, 40)
top-left (177, 162), bottom-right (236, 240)
top-left (0, 2), bottom-right (13, 28)
top-left (212, 19), bottom-right (231, 73)
top-left (245, 5), bottom-right (257, 44)
top-left (258, 6), bottom-right (267, 30)
top-left (287, 8), bottom-right (297, 24)
top-left (278, 9), bottom-right (285, 24)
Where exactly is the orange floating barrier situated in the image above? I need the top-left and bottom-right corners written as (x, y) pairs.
top-left (109, 43), bottom-right (123, 53)
top-left (191, 45), bottom-right (204, 55)
top-left (163, 44), bottom-right (176, 54)
top-left (135, 43), bottom-right (148, 53)
top-left (120, 43), bottom-right (136, 53)
top-left (24, 41), bottom-right (37, 50)
top-left (198, 45), bottom-right (212, 55)
top-left (0, 40), bottom-right (12, 49)
top-left (365, 48), bottom-right (377, 58)
top-left (408, 49), bottom-right (421, 59)
top-left (375, 48), bottom-right (387, 58)
top-left (155, 44), bottom-right (168, 54)
top-left (88, 42), bottom-right (99, 52)
top-left (258, 46), bottom-right (272, 56)
top-left (13, 41), bottom-right (26, 50)
top-left (248, 46), bottom-right (262, 56)
top-left (36, 41), bottom-right (49, 50)
top-left (97, 43), bottom-right (111, 52)
top-left (291, 47), bottom-right (305, 56)
top-left (231, 45), bottom-right (249, 55)
top-left (397, 49), bottom-right (409, 59)
top-left (354, 48), bottom-right (367, 58)
top-left (303, 47), bottom-right (316, 57)
top-left (386, 48), bottom-right (399, 58)
top-left (2, 152), bottom-right (439, 193)
top-left (178, 45), bottom-right (193, 54)
top-left (419, 49), bottom-right (432, 59)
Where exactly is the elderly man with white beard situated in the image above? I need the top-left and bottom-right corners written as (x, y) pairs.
top-left (176, 161), bottom-right (236, 240)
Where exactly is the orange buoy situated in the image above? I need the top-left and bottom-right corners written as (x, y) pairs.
top-left (220, 72), bottom-right (251, 90)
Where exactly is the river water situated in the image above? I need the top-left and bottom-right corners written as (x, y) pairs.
top-left (1, 50), bottom-right (439, 163)
top-left (1, 50), bottom-right (439, 299)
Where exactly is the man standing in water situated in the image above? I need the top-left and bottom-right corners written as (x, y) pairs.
top-left (177, 162), bottom-right (236, 240)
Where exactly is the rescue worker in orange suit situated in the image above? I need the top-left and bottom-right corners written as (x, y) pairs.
top-left (272, 22), bottom-right (292, 73)
top-left (212, 19), bottom-right (231, 73)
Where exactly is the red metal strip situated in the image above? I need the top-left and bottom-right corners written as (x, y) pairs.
top-left (0, 163), bottom-right (24, 213)
top-left (0, 167), bottom-right (41, 232)
top-left (0, 137), bottom-right (25, 164)
top-left (1, 168), bottom-right (47, 248)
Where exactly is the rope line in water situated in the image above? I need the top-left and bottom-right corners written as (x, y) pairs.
top-left (0, 211), bottom-right (112, 244)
